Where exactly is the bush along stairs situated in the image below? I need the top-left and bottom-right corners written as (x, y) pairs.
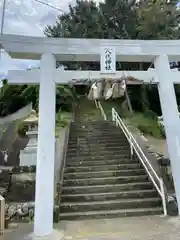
top-left (59, 103), bottom-right (163, 220)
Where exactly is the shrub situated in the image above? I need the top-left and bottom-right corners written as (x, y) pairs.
top-left (137, 123), bottom-right (162, 138)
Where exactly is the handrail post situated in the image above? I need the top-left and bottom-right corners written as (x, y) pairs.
top-left (160, 178), bottom-right (167, 216)
top-left (129, 135), bottom-right (133, 160)
top-left (94, 100), bottom-right (98, 109)
top-left (115, 113), bottom-right (118, 126)
top-left (112, 108), bottom-right (115, 122)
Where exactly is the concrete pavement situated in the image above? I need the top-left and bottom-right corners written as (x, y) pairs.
top-left (2, 215), bottom-right (180, 240)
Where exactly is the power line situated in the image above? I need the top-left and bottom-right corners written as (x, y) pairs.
top-left (0, 0), bottom-right (7, 83)
top-left (34, 0), bottom-right (65, 12)
top-left (1, 0), bottom-right (7, 35)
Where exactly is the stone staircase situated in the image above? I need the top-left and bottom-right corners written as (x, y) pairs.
top-left (60, 119), bottom-right (163, 220)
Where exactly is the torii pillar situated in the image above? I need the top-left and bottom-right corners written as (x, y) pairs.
top-left (155, 54), bottom-right (180, 214)
top-left (33, 53), bottom-right (59, 238)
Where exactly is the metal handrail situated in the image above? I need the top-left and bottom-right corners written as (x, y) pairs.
top-left (94, 100), bottom-right (107, 120)
top-left (112, 108), bottom-right (167, 216)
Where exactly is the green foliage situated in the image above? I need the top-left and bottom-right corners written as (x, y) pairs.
top-left (101, 99), bottom-right (122, 119)
top-left (55, 112), bottom-right (72, 137)
top-left (0, 78), bottom-right (77, 117)
top-left (136, 0), bottom-right (180, 39)
top-left (20, 85), bottom-right (39, 111)
top-left (102, 98), bottom-right (133, 119)
top-left (102, 98), bottom-right (164, 138)
top-left (128, 113), bottom-right (164, 139)
top-left (143, 109), bottom-right (158, 120)
top-left (119, 100), bottom-right (132, 118)
top-left (56, 85), bottom-right (77, 112)
top-left (45, 0), bottom-right (180, 43)
top-left (0, 80), bottom-right (27, 117)
top-left (44, 0), bottom-right (139, 41)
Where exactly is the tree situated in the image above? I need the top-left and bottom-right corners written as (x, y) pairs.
top-left (45, 0), bottom-right (138, 40)
top-left (45, 0), bottom-right (101, 39)
top-left (98, 0), bottom-right (138, 39)
top-left (136, 0), bottom-right (180, 39)
top-left (0, 80), bottom-right (27, 116)
top-left (20, 85), bottom-right (39, 110)
top-left (0, 78), bottom-right (76, 117)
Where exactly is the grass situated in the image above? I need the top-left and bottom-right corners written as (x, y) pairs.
top-left (101, 99), bottom-right (124, 119)
top-left (55, 111), bottom-right (72, 137)
top-left (101, 99), bottom-right (164, 139)
top-left (124, 113), bottom-right (164, 139)
top-left (75, 99), bottom-right (102, 121)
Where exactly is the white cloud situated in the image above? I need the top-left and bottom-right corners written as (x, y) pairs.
top-left (0, 0), bottom-right (102, 78)
top-left (1, 0), bottom-right (76, 36)
top-left (0, 0), bottom-right (78, 79)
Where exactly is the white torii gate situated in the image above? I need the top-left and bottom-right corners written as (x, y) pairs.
top-left (1, 34), bottom-right (180, 239)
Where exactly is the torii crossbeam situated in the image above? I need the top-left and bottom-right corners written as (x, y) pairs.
top-left (1, 34), bottom-right (180, 239)
top-left (7, 68), bottom-right (180, 85)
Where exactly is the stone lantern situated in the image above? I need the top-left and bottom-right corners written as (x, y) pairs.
top-left (19, 110), bottom-right (38, 166)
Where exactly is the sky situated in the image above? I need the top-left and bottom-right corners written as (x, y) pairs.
top-left (0, 0), bottom-right (103, 79)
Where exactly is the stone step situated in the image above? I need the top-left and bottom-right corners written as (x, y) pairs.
top-left (59, 207), bottom-right (163, 220)
top-left (66, 155), bottom-right (134, 161)
top-left (60, 198), bottom-right (161, 213)
top-left (71, 120), bottom-right (111, 124)
top-left (63, 175), bottom-right (149, 187)
top-left (68, 145), bottom-right (129, 150)
top-left (68, 139), bottom-right (128, 145)
top-left (68, 143), bottom-right (129, 149)
top-left (72, 122), bottom-right (122, 128)
top-left (62, 182), bottom-right (154, 195)
top-left (67, 151), bottom-right (130, 157)
top-left (63, 169), bottom-right (146, 179)
top-left (67, 148), bottom-right (130, 154)
top-left (68, 142), bottom-right (130, 152)
top-left (69, 135), bottom-right (127, 141)
top-left (61, 119), bottom-right (162, 220)
top-left (69, 132), bottom-right (127, 137)
top-left (70, 125), bottom-right (123, 129)
top-left (61, 189), bottom-right (158, 202)
top-left (70, 131), bottom-right (123, 136)
top-left (66, 159), bottom-right (138, 167)
top-left (67, 149), bottom-right (130, 157)
top-left (71, 122), bottom-right (117, 127)
top-left (64, 163), bottom-right (142, 173)
top-left (69, 129), bottom-right (125, 135)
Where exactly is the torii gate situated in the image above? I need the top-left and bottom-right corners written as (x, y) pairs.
top-left (1, 34), bottom-right (180, 239)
